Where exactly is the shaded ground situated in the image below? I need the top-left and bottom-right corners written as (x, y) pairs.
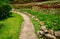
top-left (12, 11), bottom-right (38, 39)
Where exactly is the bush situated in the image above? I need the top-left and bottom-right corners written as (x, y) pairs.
top-left (0, 4), bottom-right (12, 20)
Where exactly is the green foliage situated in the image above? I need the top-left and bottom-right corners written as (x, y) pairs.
top-left (0, 4), bottom-right (12, 20)
top-left (0, 0), bottom-right (12, 20)
top-left (21, 9), bottom-right (60, 31)
top-left (0, 13), bottom-right (23, 39)
top-left (54, 25), bottom-right (60, 31)
top-left (10, 0), bottom-right (32, 2)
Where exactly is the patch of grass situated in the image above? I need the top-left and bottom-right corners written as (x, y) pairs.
top-left (0, 12), bottom-right (23, 39)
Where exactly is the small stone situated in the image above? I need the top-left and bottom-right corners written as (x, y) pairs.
top-left (41, 26), bottom-right (48, 33)
top-left (45, 34), bottom-right (56, 39)
top-left (40, 31), bottom-right (45, 35)
top-left (37, 31), bottom-right (45, 36)
top-left (48, 29), bottom-right (54, 35)
top-left (54, 31), bottom-right (60, 37)
top-left (39, 22), bottom-right (44, 26)
top-left (35, 18), bottom-right (38, 21)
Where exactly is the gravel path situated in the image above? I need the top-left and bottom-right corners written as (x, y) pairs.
top-left (12, 11), bottom-right (38, 39)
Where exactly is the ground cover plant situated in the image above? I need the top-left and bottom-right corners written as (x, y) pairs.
top-left (0, 12), bottom-right (23, 39)
top-left (20, 9), bottom-right (60, 31)
top-left (0, 0), bottom-right (12, 20)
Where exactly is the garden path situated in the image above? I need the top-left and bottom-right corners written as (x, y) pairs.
top-left (12, 11), bottom-right (38, 39)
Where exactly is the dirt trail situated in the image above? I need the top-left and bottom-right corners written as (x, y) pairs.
top-left (12, 11), bottom-right (38, 39)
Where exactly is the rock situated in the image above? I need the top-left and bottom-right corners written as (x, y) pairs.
top-left (54, 31), bottom-right (60, 37)
top-left (41, 26), bottom-right (48, 33)
top-left (45, 34), bottom-right (56, 39)
top-left (39, 22), bottom-right (44, 26)
top-left (37, 31), bottom-right (45, 36)
top-left (40, 31), bottom-right (45, 35)
top-left (48, 29), bottom-right (54, 35)
top-left (35, 18), bottom-right (39, 21)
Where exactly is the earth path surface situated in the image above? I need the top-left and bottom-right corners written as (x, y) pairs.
top-left (12, 11), bottom-right (38, 39)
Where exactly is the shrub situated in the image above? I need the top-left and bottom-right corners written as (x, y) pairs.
top-left (0, 4), bottom-right (12, 20)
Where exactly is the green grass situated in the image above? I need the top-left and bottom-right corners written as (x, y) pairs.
top-left (0, 12), bottom-right (23, 39)
top-left (20, 9), bottom-right (60, 31)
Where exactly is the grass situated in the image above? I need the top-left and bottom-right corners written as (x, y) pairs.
top-left (0, 12), bottom-right (23, 39)
top-left (20, 9), bottom-right (60, 31)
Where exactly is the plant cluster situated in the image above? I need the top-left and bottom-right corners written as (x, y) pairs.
top-left (0, 0), bottom-right (12, 20)
top-left (22, 9), bottom-right (60, 31)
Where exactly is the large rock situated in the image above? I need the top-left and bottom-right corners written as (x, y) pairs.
top-left (40, 26), bottom-right (48, 33)
top-left (54, 31), bottom-right (60, 37)
top-left (45, 34), bottom-right (56, 39)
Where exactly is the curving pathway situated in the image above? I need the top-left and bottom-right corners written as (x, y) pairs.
top-left (12, 11), bottom-right (38, 39)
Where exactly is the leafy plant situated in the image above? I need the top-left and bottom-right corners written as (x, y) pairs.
top-left (0, 0), bottom-right (12, 20)
top-left (21, 9), bottom-right (60, 31)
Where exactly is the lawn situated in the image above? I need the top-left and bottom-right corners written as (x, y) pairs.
top-left (0, 12), bottom-right (23, 39)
